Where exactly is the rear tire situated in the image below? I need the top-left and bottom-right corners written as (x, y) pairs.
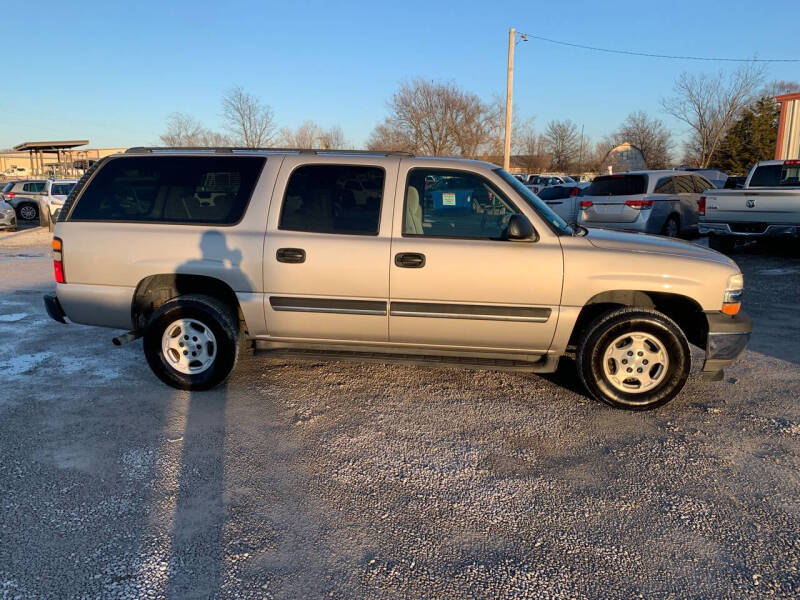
top-left (576, 308), bottom-right (690, 410)
top-left (708, 235), bottom-right (735, 254)
top-left (143, 294), bottom-right (239, 390)
top-left (661, 215), bottom-right (680, 238)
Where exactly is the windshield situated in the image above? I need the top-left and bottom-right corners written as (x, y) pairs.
top-left (749, 163), bottom-right (800, 187)
top-left (51, 183), bottom-right (76, 196)
top-left (585, 174), bottom-right (647, 196)
top-left (494, 168), bottom-right (572, 235)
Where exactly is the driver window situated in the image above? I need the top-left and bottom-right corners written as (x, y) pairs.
top-left (403, 169), bottom-right (518, 239)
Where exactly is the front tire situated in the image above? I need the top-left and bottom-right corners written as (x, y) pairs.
top-left (143, 294), bottom-right (239, 390)
top-left (576, 308), bottom-right (690, 410)
top-left (17, 202), bottom-right (39, 222)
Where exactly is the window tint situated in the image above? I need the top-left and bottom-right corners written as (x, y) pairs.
top-left (749, 163), bottom-right (800, 187)
top-left (674, 176), bottom-right (694, 193)
top-left (23, 182), bottom-right (45, 193)
top-left (69, 156), bottom-right (264, 224)
top-left (279, 164), bottom-right (384, 235)
top-left (585, 175), bottom-right (647, 196)
top-left (51, 183), bottom-right (75, 196)
top-left (538, 186), bottom-right (571, 200)
top-left (653, 177), bottom-right (675, 194)
top-left (404, 169), bottom-right (519, 239)
top-left (692, 175), bottom-right (712, 193)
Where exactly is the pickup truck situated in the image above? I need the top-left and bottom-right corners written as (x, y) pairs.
top-left (43, 148), bottom-right (751, 410)
top-left (699, 159), bottom-right (800, 252)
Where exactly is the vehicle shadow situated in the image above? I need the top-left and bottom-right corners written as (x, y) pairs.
top-left (540, 355), bottom-right (593, 398)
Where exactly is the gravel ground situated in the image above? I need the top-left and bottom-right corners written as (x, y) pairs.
top-left (0, 228), bottom-right (798, 599)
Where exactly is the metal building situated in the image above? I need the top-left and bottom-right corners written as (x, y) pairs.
top-left (775, 91), bottom-right (800, 160)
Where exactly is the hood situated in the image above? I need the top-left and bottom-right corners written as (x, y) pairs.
top-left (585, 227), bottom-right (735, 266)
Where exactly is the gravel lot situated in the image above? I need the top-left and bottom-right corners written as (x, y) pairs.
top-left (1, 227), bottom-right (798, 599)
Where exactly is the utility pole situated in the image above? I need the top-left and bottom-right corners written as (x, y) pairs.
top-left (503, 27), bottom-right (515, 171)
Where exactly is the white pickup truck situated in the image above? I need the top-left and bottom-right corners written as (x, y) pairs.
top-left (699, 159), bottom-right (800, 252)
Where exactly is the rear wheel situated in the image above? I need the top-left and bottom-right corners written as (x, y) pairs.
top-left (576, 308), bottom-right (690, 410)
top-left (661, 215), bottom-right (680, 238)
top-left (143, 294), bottom-right (239, 390)
top-left (17, 202), bottom-right (39, 222)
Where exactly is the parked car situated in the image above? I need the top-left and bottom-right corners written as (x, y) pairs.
top-left (0, 198), bottom-right (16, 231)
top-left (527, 174), bottom-right (576, 194)
top-left (577, 171), bottom-right (713, 238)
top-left (1, 179), bottom-right (76, 227)
top-left (1, 179), bottom-right (48, 222)
top-left (3, 166), bottom-right (28, 177)
top-left (699, 159), bottom-right (800, 252)
top-left (44, 148), bottom-right (750, 410)
top-left (680, 168), bottom-right (728, 189)
top-left (535, 184), bottom-right (582, 223)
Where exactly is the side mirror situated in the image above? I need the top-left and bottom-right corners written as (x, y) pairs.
top-left (506, 214), bottom-right (538, 242)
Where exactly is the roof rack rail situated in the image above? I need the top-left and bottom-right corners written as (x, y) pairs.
top-left (125, 147), bottom-right (414, 157)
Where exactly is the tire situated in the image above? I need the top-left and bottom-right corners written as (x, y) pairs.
top-left (708, 235), bottom-right (735, 254)
top-left (143, 294), bottom-right (240, 390)
top-left (661, 215), bottom-right (680, 238)
top-left (17, 202), bottom-right (39, 222)
top-left (576, 308), bottom-right (691, 410)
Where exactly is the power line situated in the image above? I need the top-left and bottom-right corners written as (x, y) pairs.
top-left (517, 33), bottom-right (800, 63)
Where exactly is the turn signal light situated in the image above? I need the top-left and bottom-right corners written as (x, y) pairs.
top-left (722, 302), bottom-right (741, 315)
top-left (579, 200), bottom-right (593, 209)
top-left (699, 196), bottom-right (706, 216)
top-left (52, 237), bottom-right (65, 283)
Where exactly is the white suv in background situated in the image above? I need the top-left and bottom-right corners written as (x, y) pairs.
top-left (1, 179), bottom-right (77, 227)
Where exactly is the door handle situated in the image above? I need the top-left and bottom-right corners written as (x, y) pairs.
top-left (276, 248), bottom-right (306, 263)
top-left (395, 252), bottom-right (426, 268)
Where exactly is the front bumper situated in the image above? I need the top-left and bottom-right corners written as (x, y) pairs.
top-left (702, 310), bottom-right (751, 379)
top-left (700, 222), bottom-right (800, 238)
top-left (43, 293), bottom-right (68, 324)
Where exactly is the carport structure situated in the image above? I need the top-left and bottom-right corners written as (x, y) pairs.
top-left (12, 140), bottom-right (89, 177)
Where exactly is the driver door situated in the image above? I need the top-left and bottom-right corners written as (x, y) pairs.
top-left (389, 164), bottom-right (563, 353)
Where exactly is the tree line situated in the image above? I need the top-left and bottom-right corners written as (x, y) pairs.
top-left (161, 70), bottom-right (797, 175)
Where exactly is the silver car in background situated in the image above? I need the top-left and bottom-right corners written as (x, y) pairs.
top-left (577, 171), bottom-right (713, 238)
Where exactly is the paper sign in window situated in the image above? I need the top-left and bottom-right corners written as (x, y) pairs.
top-left (442, 192), bottom-right (456, 206)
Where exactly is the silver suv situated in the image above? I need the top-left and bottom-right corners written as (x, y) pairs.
top-left (43, 148), bottom-right (751, 410)
top-left (578, 171), bottom-right (714, 238)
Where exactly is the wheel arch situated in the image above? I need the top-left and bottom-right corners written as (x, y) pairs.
top-left (569, 290), bottom-right (707, 349)
top-left (132, 274), bottom-right (243, 331)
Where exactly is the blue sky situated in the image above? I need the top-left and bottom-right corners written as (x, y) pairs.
top-left (3, 0), bottom-right (798, 150)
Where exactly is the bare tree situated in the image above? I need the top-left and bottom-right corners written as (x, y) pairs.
top-left (543, 119), bottom-right (580, 171)
top-left (612, 111), bottom-right (673, 169)
top-left (221, 86), bottom-right (277, 148)
top-left (514, 118), bottom-right (550, 173)
top-left (159, 113), bottom-right (230, 147)
top-left (318, 125), bottom-right (347, 149)
top-left (661, 65), bottom-right (764, 168)
top-left (366, 78), bottom-right (495, 157)
top-left (279, 120), bottom-right (323, 148)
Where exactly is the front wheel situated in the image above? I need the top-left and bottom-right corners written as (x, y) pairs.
top-left (576, 308), bottom-right (691, 410)
top-left (143, 294), bottom-right (240, 390)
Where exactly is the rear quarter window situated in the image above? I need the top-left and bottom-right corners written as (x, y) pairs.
top-left (68, 156), bottom-right (265, 225)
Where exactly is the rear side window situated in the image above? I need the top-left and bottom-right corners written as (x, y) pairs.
top-left (586, 175), bottom-right (647, 196)
top-left (538, 186), bottom-right (571, 200)
top-left (279, 164), bottom-right (384, 235)
top-left (2, 183), bottom-right (13, 193)
top-left (23, 182), bottom-right (45, 193)
top-left (653, 177), bottom-right (675, 194)
top-left (68, 156), bottom-right (264, 224)
top-left (674, 176), bottom-right (695, 193)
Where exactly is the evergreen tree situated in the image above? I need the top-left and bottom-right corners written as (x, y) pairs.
top-left (716, 97), bottom-right (780, 174)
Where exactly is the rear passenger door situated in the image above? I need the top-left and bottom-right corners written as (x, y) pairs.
top-left (263, 157), bottom-right (398, 342)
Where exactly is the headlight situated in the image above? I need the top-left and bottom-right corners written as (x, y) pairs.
top-left (723, 273), bottom-right (744, 314)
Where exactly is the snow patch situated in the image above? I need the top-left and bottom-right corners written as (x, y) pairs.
top-left (0, 351), bottom-right (51, 377)
top-left (0, 312), bottom-right (28, 322)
